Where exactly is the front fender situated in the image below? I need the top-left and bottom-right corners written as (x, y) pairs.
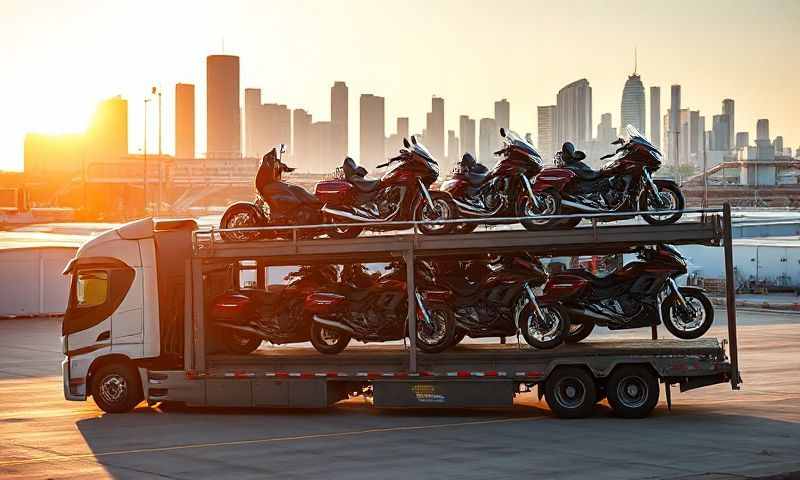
top-left (677, 285), bottom-right (706, 294)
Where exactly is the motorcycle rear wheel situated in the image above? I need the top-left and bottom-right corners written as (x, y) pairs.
top-left (220, 204), bottom-right (263, 242)
top-left (324, 215), bottom-right (364, 239)
top-left (517, 190), bottom-right (562, 230)
top-left (222, 330), bottom-right (263, 354)
top-left (310, 322), bottom-right (351, 354)
top-left (413, 194), bottom-right (458, 235)
top-left (640, 182), bottom-right (685, 225)
top-left (564, 322), bottom-right (595, 344)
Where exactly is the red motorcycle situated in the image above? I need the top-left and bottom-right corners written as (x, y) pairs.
top-left (314, 137), bottom-right (458, 238)
top-left (543, 244), bottom-right (714, 343)
top-left (304, 262), bottom-right (456, 354)
top-left (440, 129), bottom-right (544, 233)
top-left (219, 144), bottom-right (327, 241)
top-left (525, 125), bottom-right (684, 230)
top-left (209, 264), bottom-right (339, 354)
top-left (432, 254), bottom-right (569, 349)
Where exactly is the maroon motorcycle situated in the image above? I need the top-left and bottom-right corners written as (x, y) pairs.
top-left (210, 264), bottom-right (339, 353)
top-left (524, 125), bottom-right (684, 230)
top-left (314, 137), bottom-right (458, 238)
top-left (432, 254), bottom-right (569, 349)
top-left (304, 262), bottom-right (456, 354)
top-left (542, 244), bottom-right (713, 343)
top-left (440, 128), bottom-right (544, 233)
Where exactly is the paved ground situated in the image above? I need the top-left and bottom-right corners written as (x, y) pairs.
top-left (1, 309), bottom-right (799, 479)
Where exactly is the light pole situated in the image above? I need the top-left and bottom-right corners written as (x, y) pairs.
top-left (144, 97), bottom-right (151, 215)
top-left (152, 86), bottom-right (163, 216)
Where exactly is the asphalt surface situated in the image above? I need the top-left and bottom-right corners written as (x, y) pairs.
top-left (1, 309), bottom-right (799, 479)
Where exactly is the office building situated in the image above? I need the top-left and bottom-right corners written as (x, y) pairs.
top-left (446, 130), bottom-right (460, 170)
top-left (331, 81), bottom-right (348, 159)
top-left (479, 117), bottom-right (498, 164)
top-left (668, 85), bottom-right (681, 165)
top-left (597, 113), bottom-right (617, 147)
top-left (774, 136), bottom-right (784, 154)
top-left (494, 98), bottom-right (510, 132)
top-left (712, 114), bottom-right (731, 151)
top-left (262, 103), bottom-right (291, 154)
top-left (459, 115), bottom-right (476, 157)
top-left (206, 54), bottom-right (241, 158)
top-left (310, 121), bottom-right (332, 173)
top-left (722, 99), bottom-right (735, 147)
top-left (735, 132), bottom-right (750, 149)
top-left (360, 94), bottom-right (385, 168)
top-left (756, 119), bottom-right (770, 141)
top-left (175, 83), bottom-right (195, 159)
top-left (87, 95), bottom-right (128, 161)
top-left (425, 96), bottom-right (445, 161)
top-left (292, 109), bottom-right (313, 171)
top-left (620, 73), bottom-right (645, 134)
top-left (556, 79), bottom-right (592, 148)
top-left (244, 88), bottom-right (263, 158)
top-left (649, 86), bottom-right (661, 150)
top-left (537, 105), bottom-right (556, 161)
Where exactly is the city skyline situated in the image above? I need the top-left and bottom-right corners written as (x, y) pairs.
top-left (1, 0), bottom-right (799, 171)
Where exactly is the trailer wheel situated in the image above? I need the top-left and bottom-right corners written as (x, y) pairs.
top-left (544, 366), bottom-right (597, 418)
top-left (606, 365), bottom-right (660, 418)
top-left (310, 323), bottom-right (351, 354)
top-left (91, 363), bottom-right (143, 414)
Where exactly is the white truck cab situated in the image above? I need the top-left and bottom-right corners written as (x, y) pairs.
top-left (61, 217), bottom-right (195, 412)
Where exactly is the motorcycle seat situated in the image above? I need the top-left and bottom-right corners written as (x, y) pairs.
top-left (342, 157), bottom-right (380, 192)
top-left (441, 274), bottom-right (482, 297)
top-left (343, 157), bottom-right (369, 178)
top-left (567, 164), bottom-right (603, 181)
top-left (349, 176), bottom-right (381, 193)
top-left (466, 170), bottom-right (489, 187)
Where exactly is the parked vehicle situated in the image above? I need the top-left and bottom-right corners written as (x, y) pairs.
top-left (433, 254), bottom-right (569, 349)
top-left (314, 137), bottom-right (458, 238)
top-left (219, 144), bottom-right (327, 241)
top-left (546, 244), bottom-right (714, 343)
top-left (305, 261), bottom-right (456, 354)
top-left (526, 125), bottom-right (684, 230)
top-left (209, 264), bottom-right (339, 354)
top-left (439, 129), bottom-right (544, 233)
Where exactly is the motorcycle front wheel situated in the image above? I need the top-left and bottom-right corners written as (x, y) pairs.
top-left (310, 322), bottom-right (352, 354)
top-left (516, 190), bottom-right (562, 231)
top-left (413, 193), bottom-right (458, 235)
top-left (640, 182), bottom-right (685, 225)
top-left (222, 329), bottom-right (263, 354)
top-left (564, 321), bottom-right (595, 344)
top-left (415, 302), bottom-right (456, 353)
top-left (220, 204), bottom-right (263, 242)
top-left (519, 303), bottom-right (569, 349)
top-left (661, 288), bottom-right (714, 339)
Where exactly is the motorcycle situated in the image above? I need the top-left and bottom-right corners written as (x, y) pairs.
top-left (525, 125), bottom-right (685, 230)
top-left (304, 261), bottom-right (456, 354)
top-left (314, 137), bottom-right (458, 238)
top-left (440, 128), bottom-right (544, 233)
top-left (544, 244), bottom-right (714, 343)
top-left (432, 254), bottom-right (569, 349)
top-left (219, 144), bottom-right (326, 241)
top-left (210, 264), bottom-right (340, 354)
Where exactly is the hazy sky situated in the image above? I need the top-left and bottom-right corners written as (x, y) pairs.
top-left (1, 0), bottom-right (798, 170)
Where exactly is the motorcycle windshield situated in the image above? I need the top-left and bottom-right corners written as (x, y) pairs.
top-left (506, 130), bottom-right (543, 161)
top-left (412, 141), bottom-right (437, 164)
top-left (623, 125), bottom-right (661, 154)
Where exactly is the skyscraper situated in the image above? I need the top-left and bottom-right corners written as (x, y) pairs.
top-left (262, 103), bottom-right (291, 154)
top-left (426, 96), bottom-right (445, 161)
top-left (397, 117), bottom-right (409, 139)
top-left (735, 132), bottom-right (750, 149)
top-left (756, 119), bottom-right (770, 141)
top-left (689, 110), bottom-right (701, 156)
top-left (292, 108), bottom-right (312, 170)
top-left (446, 130), bottom-right (459, 170)
top-left (712, 114), bottom-right (731, 151)
top-left (722, 99), bottom-right (734, 148)
top-left (478, 117), bottom-right (498, 164)
top-left (87, 95), bottom-right (128, 161)
top-left (331, 81), bottom-right (348, 159)
top-left (494, 99), bottom-right (510, 132)
top-left (537, 105), bottom-right (556, 161)
top-left (459, 115), bottom-right (476, 157)
top-left (620, 73), bottom-right (645, 134)
top-left (668, 85), bottom-right (681, 164)
top-left (360, 94), bottom-right (385, 168)
top-left (206, 54), bottom-right (240, 158)
top-left (556, 79), bottom-right (592, 148)
top-left (649, 87), bottom-right (661, 149)
top-left (244, 88), bottom-right (263, 158)
top-left (774, 136), bottom-right (784, 154)
top-left (597, 113), bottom-right (616, 146)
top-left (175, 83), bottom-right (195, 159)
top-left (310, 121), bottom-right (332, 173)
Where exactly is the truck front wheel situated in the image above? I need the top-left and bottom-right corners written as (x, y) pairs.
top-left (91, 363), bottom-right (143, 414)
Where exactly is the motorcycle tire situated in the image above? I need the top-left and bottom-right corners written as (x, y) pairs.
top-left (661, 288), bottom-right (714, 340)
top-left (324, 216), bottom-right (364, 239)
top-left (415, 301), bottom-right (456, 353)
top-left (449, 330), bottom-right (467, 347)
top-left (519, 303), bottom-right (569, 349)
top-left (413, 193), bottom-right (458, 235)
top-left (640, 181), bottom-right (685, 226)
top-left (222, 330), bottom-right (263, 354)
top-left (310, 322), bottom-right (352, 355)
top-left (453, 223), bottom-right (478, 234)
top-left (564, 322), bottom-right (595, 344)
top-left (517, 190), bottom-right (562, 231)
top-left (557, 216), bottom-right (583, 229)
top-left (220, 204), bottom-right (263, 242)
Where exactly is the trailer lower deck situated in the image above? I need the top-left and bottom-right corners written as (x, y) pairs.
top-left (147, 339), bottom-right (732, 412)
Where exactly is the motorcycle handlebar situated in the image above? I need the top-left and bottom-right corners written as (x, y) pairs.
top-left (493, 148), bottom-right (506, 156)
top-left (377, 155), bottom-right (404, 169)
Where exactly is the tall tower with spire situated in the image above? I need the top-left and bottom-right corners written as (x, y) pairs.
top-left (620, 49), bottom-right (646, 135)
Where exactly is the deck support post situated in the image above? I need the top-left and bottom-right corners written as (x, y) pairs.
top-left (192, 258), bottom-right (206, 373)
top-left (404, 249), bottom-right (417, 373)
top-left (722, 203), bottom-right (740, 389)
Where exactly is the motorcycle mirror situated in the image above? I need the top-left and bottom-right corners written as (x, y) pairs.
top-left (611, 138), bottom-right (624, 145)
top-left (403, 138), bottom-right (411, 148)
top-left (411, 135), bottom-right (418, 146)
top-left (500, 127), bottom-right (506, 138)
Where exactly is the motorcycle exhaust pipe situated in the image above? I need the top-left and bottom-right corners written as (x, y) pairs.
top-left (452, 198), bottom-right (505, 217)
top-left (214, 323), bottom-right (265, 337)
top-left (565, 307), bottom-right (609, 321)
top-left (312, 315), bottom-right (355, 335)
top-left (321, 205), bottom-right (399, 223)
top-left (560, 200), bottom-right (603, 212)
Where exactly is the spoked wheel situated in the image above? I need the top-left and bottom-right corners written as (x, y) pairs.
top-left (91, 363), bottom-right (143, 414)
top-left (640, 182), bottom-right (685, 225)
top-left (661, 288), bottom-right (714, 339)
top-left (519, 303), bottom-right (569, 349)
top-left (310, 322), bottom-right (351, 355)
top-left (606, 365), bottom-right (660, 418)
top-left (544, 366), bottom-right (597, 418)
top-left (325, 215), bottom-right (364, 239)
top-left (220, 204), bottom-right (262, 242)
top-left (414, 194), bottom-right (458, 235)
top-left (516, 190), bottom-right (562, 230)
top-left (416, 302), bottom-right (456, 353)
top-left (565, 322), bottom-right (595, 344)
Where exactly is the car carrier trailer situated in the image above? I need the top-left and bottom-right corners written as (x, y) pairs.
top-left (61, 206), bottom-right (741, 418)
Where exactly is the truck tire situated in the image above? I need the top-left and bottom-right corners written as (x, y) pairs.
top-left (606, 365), bottom-right (660, 418)
top-left (310, 322), bottom-right (351, 354)
top-left (91, 363), bottom-right (143, 414)
top-left (544, 366), bottom-right (597, 418)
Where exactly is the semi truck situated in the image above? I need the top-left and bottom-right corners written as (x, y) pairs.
top-left (61, 207), bottom-right (741, 418)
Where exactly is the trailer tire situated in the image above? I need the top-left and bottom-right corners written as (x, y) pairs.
top-left (91, 363), bottom-right (143, 414)
top-left (310, 322), bottom-right (351, 354)
top-left (606, 365), bottom-right (660, 418)
top-left (544, 366), bottom-right (597, 418)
